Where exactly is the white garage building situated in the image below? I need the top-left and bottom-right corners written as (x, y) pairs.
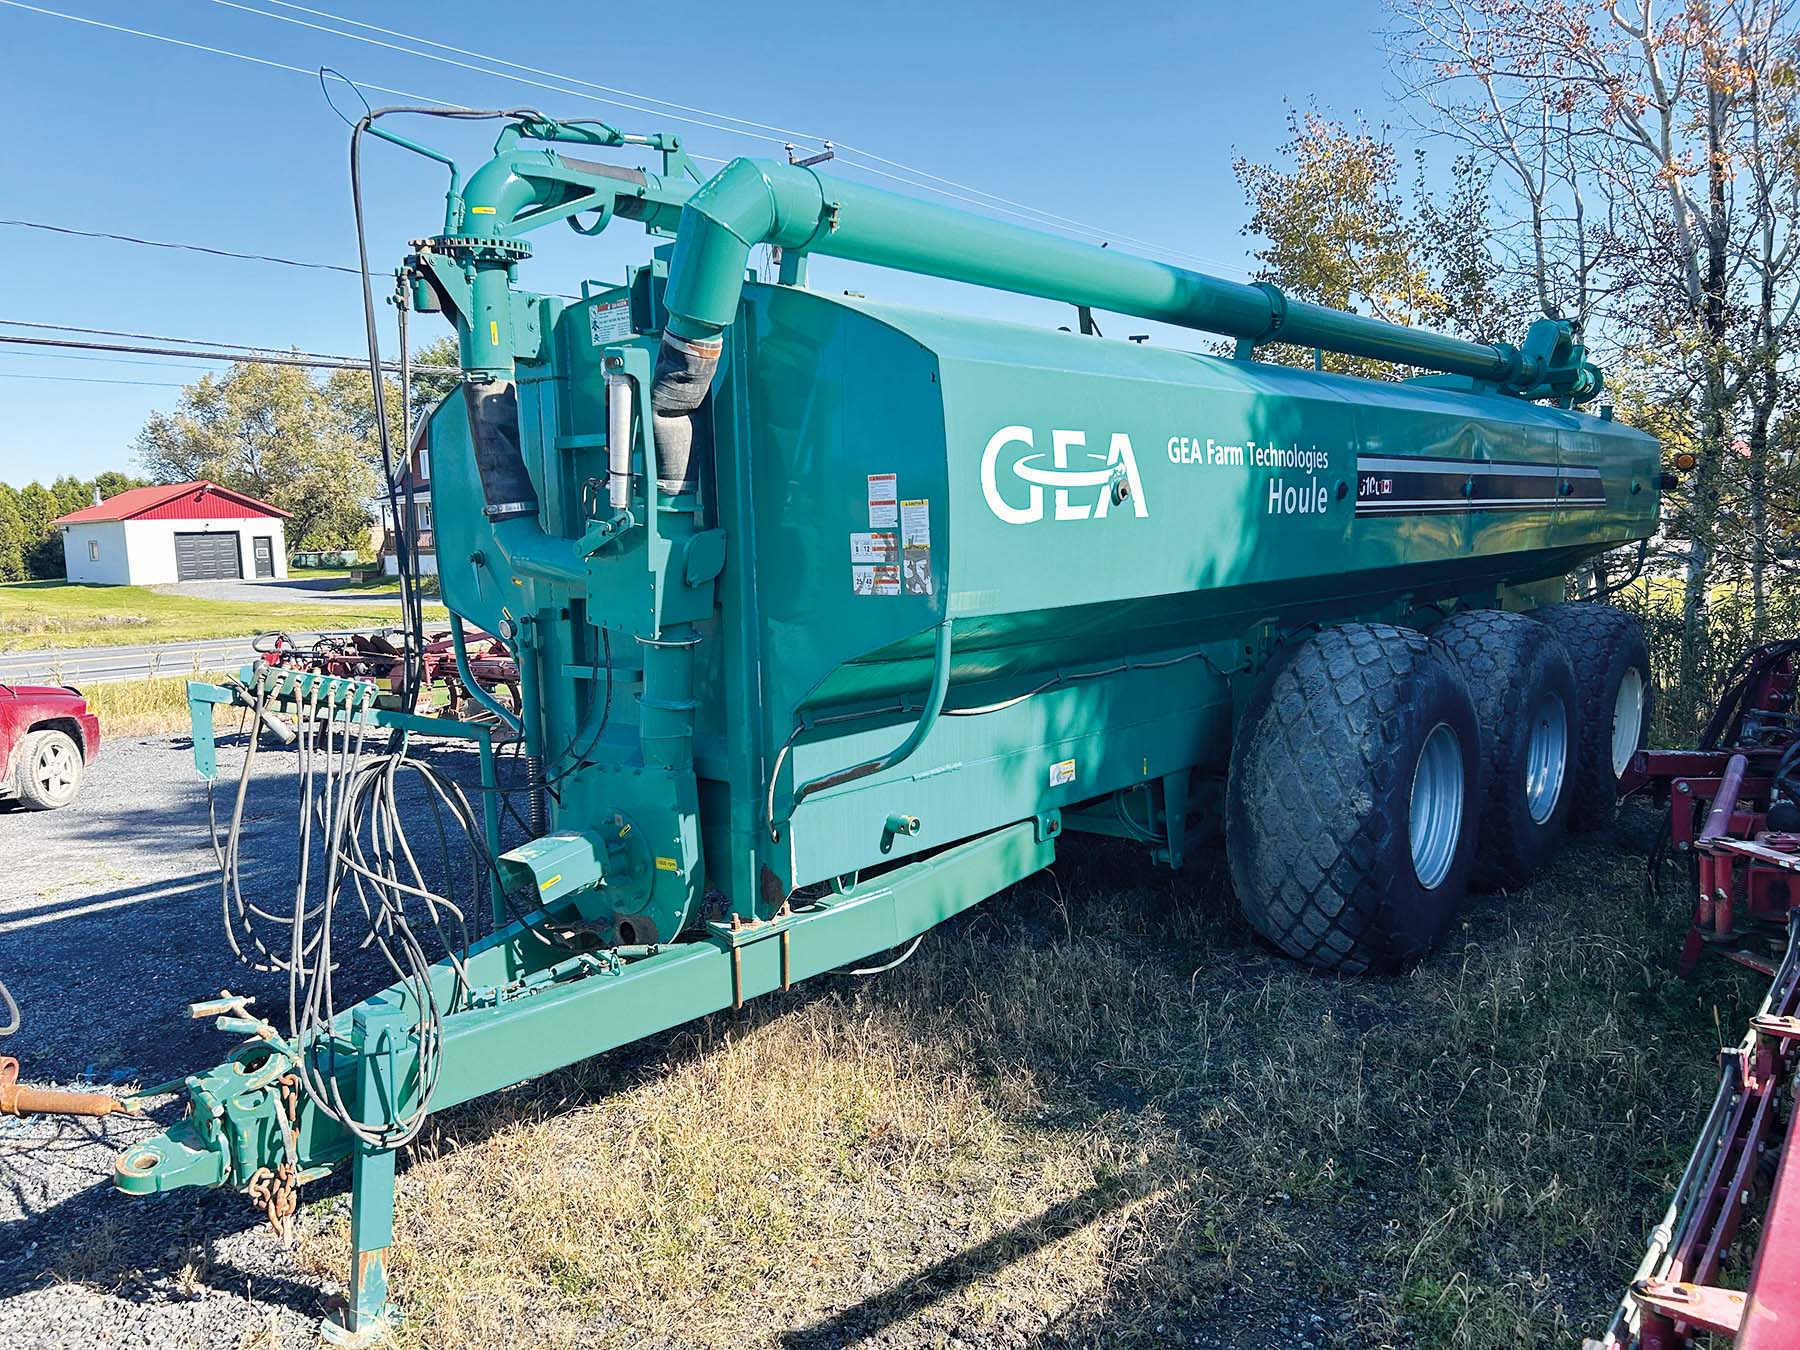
top-left (55, 481), bottom-right (290, 585)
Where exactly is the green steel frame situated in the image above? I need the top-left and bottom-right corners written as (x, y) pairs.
top-left (110, 113), bottom-right (1660, 1342)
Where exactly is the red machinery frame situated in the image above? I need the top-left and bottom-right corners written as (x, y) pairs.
top-left (256, 628), bottom-right (520, 721)
top-left (1597, 642), bottom-right (1800, 1349)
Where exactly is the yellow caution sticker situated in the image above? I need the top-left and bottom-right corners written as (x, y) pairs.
top-left (489, 320), bottom-right (500, 347)
top-left (655, 856), bottom-right (679, 872)
top-left (538, 873), bottom-right (562, 891)
top-left (469, 205), bottom-right (496, 214)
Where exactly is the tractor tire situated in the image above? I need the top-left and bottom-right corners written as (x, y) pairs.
top-left (14, 729), bottom-right (83, 811)
top-left (1527, 603), bottom-right (1651, 830)
top-left (1431, 609), bottom-right (1578, 889)
top-left (1226, 623), bottom-right (1482, 974)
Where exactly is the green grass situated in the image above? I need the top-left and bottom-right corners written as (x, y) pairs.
top-left (287, 565), bottom-right (438, 596)
top-left (289, 812), bottom-right (1752, 1349)
top-left (0, 580), bottom-right (445, 651)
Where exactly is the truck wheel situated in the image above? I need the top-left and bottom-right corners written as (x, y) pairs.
top-left (1226, 623), bottom-right (1481, 973)
top-left (1527, 603), bottom-right (1651, 830)
top-left (1431, 609), bottom-right (1577, 889)
top-left (15, 729), bottom-right (84, 810)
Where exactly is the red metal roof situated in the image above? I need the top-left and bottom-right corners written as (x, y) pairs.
top-left (53, 481), bottom-right (290, 525)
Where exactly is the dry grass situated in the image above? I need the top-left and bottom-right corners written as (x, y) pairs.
top-left (292, 816), bottom-right (1754, 1349)
top-left (80, 671), bottom-right (229, 737)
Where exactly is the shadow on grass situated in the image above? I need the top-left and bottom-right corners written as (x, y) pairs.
top-left (4, 805), bottom-right (1762, 1349)
top-left (779, 1173), bottom-right (1152, 1349)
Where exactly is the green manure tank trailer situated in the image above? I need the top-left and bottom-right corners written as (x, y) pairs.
top-left (109, 114), bottom-right (1660, 1340)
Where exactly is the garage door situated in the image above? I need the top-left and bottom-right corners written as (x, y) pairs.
top-left (173, 532), bottom-right (242, 581)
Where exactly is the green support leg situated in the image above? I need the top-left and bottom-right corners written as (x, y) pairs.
top-left (478, 732), bottom-right (506, 932)
top-left (322, 1000), bottom-right (405, 1346)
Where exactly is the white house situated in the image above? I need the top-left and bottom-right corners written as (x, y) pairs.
top-left (55, 481), bottom-right (291, 585)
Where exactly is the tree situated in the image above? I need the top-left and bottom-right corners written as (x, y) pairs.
top-left (15, 483), bottom-right (61, 580)
top-left (0, 485), bottom-right (25, 583)
top-left (1389, 0), bottom-right (1800, 728)
top-left (1231, 106), bottom-right (1508, 378)
top-left (136, 360), bottom-right (381, 550)
top-left (93, 469), bottom-right (146, 502)
top-left (323, 336), bottom-right (461, 450)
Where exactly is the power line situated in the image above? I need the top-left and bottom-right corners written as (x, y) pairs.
top-left (9, 0), bottom-right (1251, 316)
top-left (2, 219), bottom-right (589, 302)
top-left (0, 218), bottom-right (361, 274)
top-left (238, 0), bottom-right (1245, 272)
top-left (0, 371), bottom-right (187, 388)
top-left (215, 0), bottom-right (1244, 271)
top-left (262, 0), bottom-right (833, 146)
top-left (0, 319), bottom-right (430, 366)
top-left (21, 0), bottom-right (1238, 275)
top-left (4, 349), bottom-right (229, 372)
top-left (0, 0), bottom-right (448, 105)
top-left (0, 331), bottom-right (459, 375)
top-left (208, 0), bottom-right (803, 153)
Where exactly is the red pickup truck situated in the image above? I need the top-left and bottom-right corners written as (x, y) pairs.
top-left (0, 683), bottom-right (100, 810)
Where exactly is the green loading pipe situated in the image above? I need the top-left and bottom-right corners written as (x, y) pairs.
top-left (653, 158), bottom-right (1600, 410)
top-left (789, 617), bottom-right (953, 813)
top-left (449, 614), bottom-right (522, 736)
top-left (445, 149), bottom-right (695, 583)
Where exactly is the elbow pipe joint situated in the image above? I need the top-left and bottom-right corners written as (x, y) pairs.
top-left (651, 159), bottom-right (830, 491)
top-left (660, 158), bottom-right (829, 340)
top-left (459, 157), bottom-right (546, 241)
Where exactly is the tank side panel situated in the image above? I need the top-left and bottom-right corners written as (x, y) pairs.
top-left (734, 285), bottom-right (949, 748)
top-left (714, 289), bottom-right (1660, 891)
top-left (922, 323), bottom-right (1657, 632)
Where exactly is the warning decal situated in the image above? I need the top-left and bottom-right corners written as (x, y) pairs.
top-left (1049, 759), bottom-right (1077, 787)
top-left (868, 473), bottom-right (898, 528)
top-left (853, 565), bottom-right (900, 596)
top-left (900, 499), bottom-right (930, 547)
top-left (588, 298), bottom-right (632, 345)
top-left (899, 499), bottom-right (932, 596)
top-left (850, 532), bottom-right (898, 565)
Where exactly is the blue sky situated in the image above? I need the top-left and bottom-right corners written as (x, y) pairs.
top-left (0, 0), bottom-right (1407, 486)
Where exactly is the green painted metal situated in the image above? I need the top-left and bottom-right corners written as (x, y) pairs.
top-left (325, 1000), bottom-right (405, 1346)
top-left (115, 815), bottom-right (1057, 1195)
top-left (117, 115), bottom-right (1661, 1323)
top-left (660, 158), bottom-right (1602, 402)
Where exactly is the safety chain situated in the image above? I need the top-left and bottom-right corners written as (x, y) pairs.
top-left (245, 1164), bottom-right (297, 1245)
top-left (245, 1072), bottom-right (303, 1245)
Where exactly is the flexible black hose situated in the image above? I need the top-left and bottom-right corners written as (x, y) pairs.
top-left (347, 104), bottom-right (547, 710)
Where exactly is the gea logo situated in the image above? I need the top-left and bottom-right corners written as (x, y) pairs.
top-left (980, 426), bottom-right (1149, 524)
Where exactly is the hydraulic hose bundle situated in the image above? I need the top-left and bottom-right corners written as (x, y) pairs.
top-left (210, 669), bottom-right (495, 1146)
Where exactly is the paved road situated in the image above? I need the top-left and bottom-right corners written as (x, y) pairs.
top-left (0, 629), bottom-right (396, 686)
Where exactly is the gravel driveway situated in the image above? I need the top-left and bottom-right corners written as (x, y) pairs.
top-left (149, 578), bottom-right (405, 605)
top-left (1, 732), bottom-right (517, 1350)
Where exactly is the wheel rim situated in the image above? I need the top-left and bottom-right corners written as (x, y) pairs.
top-left (1611, 667), bottom-right (1646, 778)
top-left (35, 741), bottom-right (77, 800)
top-left (1409, 722), bottom-right (1465, 891)
top-left (1524, 691), bottom-right (1569, 825)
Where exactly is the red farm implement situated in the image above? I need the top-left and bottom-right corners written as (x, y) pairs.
top-left (254, 628), bottom-right (520, 723)
top-left (1595, 639), bottom-right (1800, 1350)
